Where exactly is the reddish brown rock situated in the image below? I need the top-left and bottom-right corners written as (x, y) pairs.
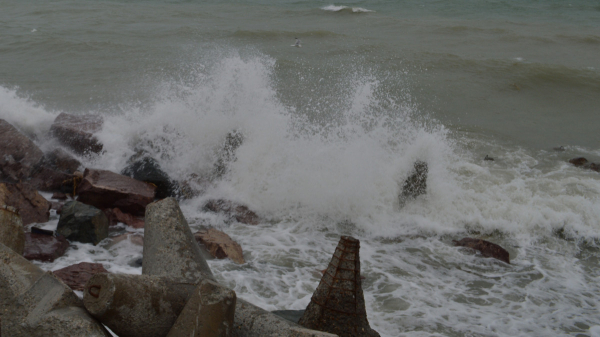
top-left (23, 232), bottom-right (70, 262)
top-left (29, 166), bottom-right (72, 192)
top-left (50, 113), bottom-right (104, 155)
top-left (104, 208), bottom-right (145, 228)
top-left (51, 201), bottom-right (64, 214)
top-left (569, 157), bottom-right (589, 167)
top-left (453, 238), bottom-right (510, 264)
top-left (0, 119), bottom-right (44, 181)
top-left (194, 228), bottom-right (245, 264)
top-left (52, 262), bottom-right (109, 291)
top-left (45, 148), bottom-right (82, 173)
top-left (0, 182), bottom-right (51, 225)
top-left (52, 192), bottom-right (68, 200)
top-left (299, 236), bottom-right (380, 337)
top-left (108, 233), bottom-right (144, 247)
top-left (203, 199), bottom-right (260, 225)
top-left (76, 168), bottom-right (156, 216)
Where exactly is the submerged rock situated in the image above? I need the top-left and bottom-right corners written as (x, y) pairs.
top-left (204, 199), bottom-right (260, 225)
top-left (23, 232), bottom-right (70, 262)
top-left (453, 238), bottom-right (510, 264)
top-left (0, 243), bottom-right (110, 336)
top-left (52, 262), bottom-right (109, 291)
top-left (214, 130), bottom-right (244, 178)
top-left (56, 201), bottom-right (109, 245)
top-left (399, 161), bottom-right (428, 206)
top-left (0, 205), bottom-right (25, 255)
top-left (0, 119), bottom-right (44, 181)
top-left (121, 156), bottom-right (179, 199)
top-left (0, 182), bottom-right (51, 225)
top-left (194, 228), bottom-right (245, 264)
top-left (77, 168), bottom-right (156, 216)
top-left (299, 236), bottom-right (380, 337)
top-left (50, 113), bottom-right (104, 155)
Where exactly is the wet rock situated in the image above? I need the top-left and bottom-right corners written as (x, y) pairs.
top-left (143, 197), bottom-right (214, 282)
top-left (194, 228), bottom-right (245, 264)
top-left (272, 310), bottom-right (306, 324)
top-left (0, 205), bottom-right (25, 255)
top-left (103, 207), bottom-right (145, 228)
top-left (56, 201), bottom-right (109, 245)
top-left (28, 166), bottom-right (72, 192)
top-left (0, 119), bottom-right (44, 181)
top-left (453, 238), bottom-right (510, 264)
top-left (77, 168), bottom-right (156, 216)
top-left (299, 236), bottom-right (380, 337)
top-left (399, 161), bottom-right (428, 206)
top-left (590, 163), bottom-right (600, 172)
top-left (204, 199), bottom-right (260, 225)
top-left (0, 182), bottom-right (51, 225)
top-left (44, 148), bottom-right (82, 173)
top-left (52, 262), bottom-right (109, 291)
top-left (51, 201), bottom-right (64, 214)
top-left (83, 273), bottom-right (197, 337)
top-left (167, 279), bottom-right (236, 337)
top-left (107, 232), bottom-right (144, 248)
top-left (52, 192), bottom-right (68, 200)
top-left (23, 232), bottom-right (70, 262)
top-left (553, 146), bottom-right (565, 152)
top-left (50, 112), bottom-right (104, 155)
top-left (0, 243), bottom-right (110, 336)
top-left (214, 130), bottom-right (244, 178)
top-left (484, 155), bottom-right (494, 161)
top-left (122, 156), bottom-right (179, 199)
top-left (569, 157), bottom-right (589, 167)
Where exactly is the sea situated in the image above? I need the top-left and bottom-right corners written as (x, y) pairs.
top-left (1, 1), bottom-right (600, 336)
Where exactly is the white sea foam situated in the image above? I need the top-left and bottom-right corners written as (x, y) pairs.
top-left (321, 5), bottom-right (374, 13)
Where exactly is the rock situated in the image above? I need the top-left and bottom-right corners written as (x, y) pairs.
top-left (121, 156), bottom-right (179, 199)
top-left (214, 130), bottom-right (244, 178)
top-left (569, 157), bottom-right (589, 167)
top-left (0, 182), bottom-right (51, 225)
top-left (590, 163), bottom-right (600, 172)
top-left (233, 299), bottom-right (338, 337)
top-left (0, 243), bottom-right (110, 336)
top-left (484, 155), bottom-right (494, 161)
top-left (272, 310), bottom-right (306, 324)
top-left (553, 146), bottom-right (565, 152)
top-left (52, 262), bottom-right (109, 291)
top-left (166, 279), bottom-right (236, 337)
top-left (50, 113), bottom-right (104, 155)
top-left (204, 199), bottom-right (260, 225)
top-left (453, 238), bottom-right (510, 264)
top-left (77, 168), bottom-right (156, 216)
top-left (28, 166), bottom-right (72, 192)
top-left (143, 197), bottom-right (214, 282)
top-left (44, 148), bottom-right (82, 173)
top-left (298, 236), bottom-right (380, 337)
top-left (107, 232), bottom-right (144, 248)
top-left (83, 273), bottom-right (197, 337)
top-left (194, 228), bottom-right (245, 264)
top-left (0, 205), bottom-right (25, 255)
top-left (103, 207), bottom-right (145, 228)
top-left (23, 232), bottom-right (70, 262)
top-left (399, 161), bottom-right (428, 206)
top-left (0, 119), bottom-right (44, 181)
top-left (56, 201), bottom-right (109, 245)
top-left (51, 201), bottom-right (65, 214)
top-left (52, 192), bottom-right (68, 200)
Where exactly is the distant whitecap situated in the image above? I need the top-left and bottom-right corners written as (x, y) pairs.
top-left (321, 5), bottom-right (374, 13)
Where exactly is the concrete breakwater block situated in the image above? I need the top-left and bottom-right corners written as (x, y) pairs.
top-left (167, 279), bottom-right (236, 337)
top-left (143, 197), bottom-right (214, 282)
top-left (0, 243), bottom-right (109, 336)
top-left (298, 236), bottom-right (380, 337)
top-left (83, 273), bottom-right (197, 337)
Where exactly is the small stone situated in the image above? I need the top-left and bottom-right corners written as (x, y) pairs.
top-left (453, 238), bottom-right (510, 264)
top-left (194, 229), bottom-right (245, 264)
top-left (56, 201), bottom-right (109, 245)
top-left (23, 232), bottom-right (70, 262)
top-left (52, 262), bottom-right (109, 291)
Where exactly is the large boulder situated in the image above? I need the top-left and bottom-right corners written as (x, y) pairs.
top-left (194, 228), bottom-right (245, 264)
top-left (121, 157), bottom-right (179, 199)
top-left (56, 201), bottom-right (109, 245)
top-left (0, 119), bottom-right (44, 181)
top-left (50, 113), bottom-right (103, 155)
top-left (0, 182), bottom-right (51, 225)
top-left (52, 262), bottom-right (108, 291)
top-left (44, 148), bottom-right (82, 173)
top-left (453, 238), bottom-right (510, 264)
top-left (76, 168), bottom-right (156, 216)
top-left (214, 130), bottom-right (244, 178)
top-left (0, 205), bottom-right (25, 255)
top-left (28, 166), bottom-right (73, 192)
top-left (298, 236), bottom-right (380, 337)
top-left (399, 161), bottom-right (428, 206)
top-left (142, 198), bottom-right (214, 282)
top-left (203, 199), bottom-right (260, 225)
top-left (23, 232), bottom-right (70, 262)
top-left (0, 243), bottom-right (110, 336)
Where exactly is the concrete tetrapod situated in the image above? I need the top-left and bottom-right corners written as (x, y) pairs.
top-left (167, 279), bottom-right (236, 337)
top-left (298, 236), bottom-right (380, 337)
top-left (0, 243), bottom-right (110, 336)
top-left (142, 197), bottom-right (214, 282)
top-left (83, 273), bottom-right (197, 337)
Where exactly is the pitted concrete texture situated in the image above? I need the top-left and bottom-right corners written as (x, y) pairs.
top-left (0, 243), bottom-right (109, 336)
top-left (167, 279), bottom-right (236, 337)
top-left (83, 273), bottom-right (197, 337)
top-left (233, 299), bottom-right (338, 337)
top-left (142, 197), bottom-right (214, 282)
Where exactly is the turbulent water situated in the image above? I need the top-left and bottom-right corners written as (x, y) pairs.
top-left (1, 1), bottom-right (600, 336)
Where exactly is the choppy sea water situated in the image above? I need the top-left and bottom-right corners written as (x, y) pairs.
top-left (1, 1), bottom-right (600, 336)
